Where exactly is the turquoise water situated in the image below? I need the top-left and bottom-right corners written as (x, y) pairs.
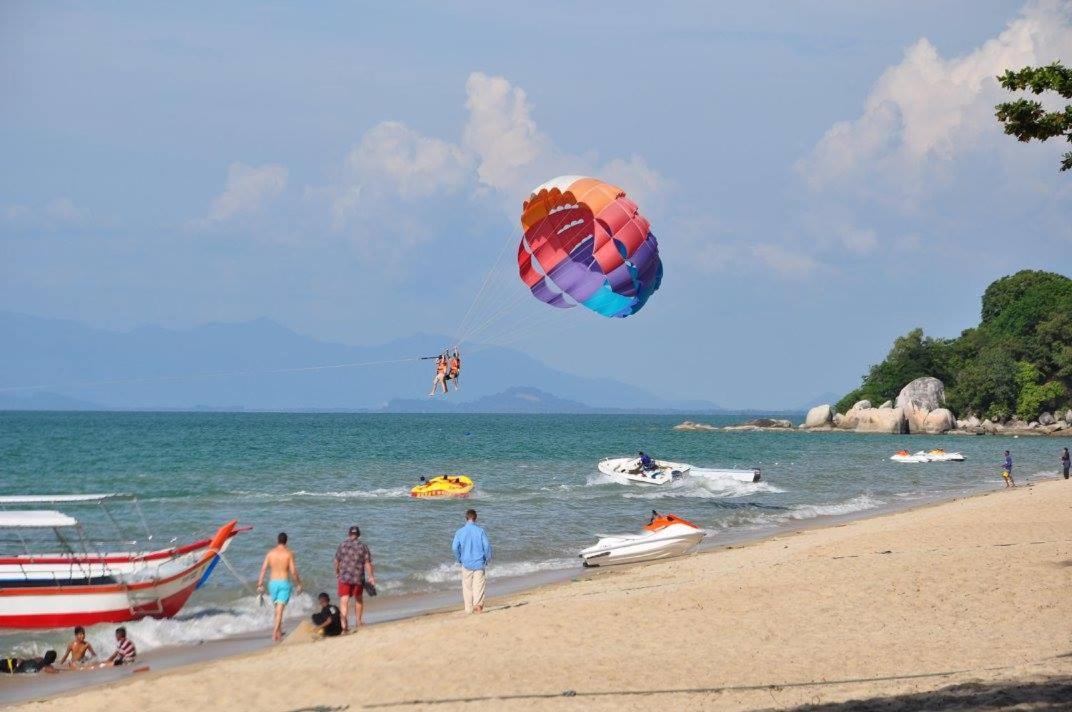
top-left (1, 411), bottom-right (1066, 657)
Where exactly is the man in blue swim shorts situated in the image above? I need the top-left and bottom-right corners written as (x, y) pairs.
top-left (257, 532), bottom-right (303, 641)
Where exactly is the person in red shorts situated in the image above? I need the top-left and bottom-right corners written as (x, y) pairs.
top-left (334, 525), bottom-right (375, 632)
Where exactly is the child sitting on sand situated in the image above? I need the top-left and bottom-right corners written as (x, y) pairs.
top-left (59, 626), bottom-right (96, 668)
top-left (312, 592), bottom-right (343, 637)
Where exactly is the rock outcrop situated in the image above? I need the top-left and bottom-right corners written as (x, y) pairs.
top-left (922, 408), bottom-right (956, 434)
top-left (879, 400), bottom-right (893, 409)
top-left (803, 404), bottom-right (834, 429)
top-left (673, 421), bottom-right (718, 431)
top-left (847, 406), bottom-right (908, 434)
top-left (1039, 412), bottom-right (1055, 426)
top-left (852, 400), bottom-right (872, 410)
top-left (896, 377), bottom-right (948, 433)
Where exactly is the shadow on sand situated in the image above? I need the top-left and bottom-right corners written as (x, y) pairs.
top-left (780, 677), bottom-right (1072, 712)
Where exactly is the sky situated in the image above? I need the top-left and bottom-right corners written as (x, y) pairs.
top-left (2, 1), bottom-right (1071, 409)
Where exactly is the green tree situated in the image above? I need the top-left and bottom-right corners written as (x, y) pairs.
top-left (995, 61), bottom-right (1072, 172)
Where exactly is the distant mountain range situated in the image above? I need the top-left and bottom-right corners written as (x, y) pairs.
top-left (0, 312), bottom-right (728, 413)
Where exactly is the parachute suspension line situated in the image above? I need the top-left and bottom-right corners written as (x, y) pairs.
top-left (458, 188), bottom-right (600, 348)
top-left (0, 357), bottom-right (426, 394)
top-left (452, 226), bottom-right (521, 349)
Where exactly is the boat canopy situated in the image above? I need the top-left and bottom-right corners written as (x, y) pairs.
top-left (0, 494), bottom-right (133, 505)
top-left (0, 510), bottom-right (79, 528)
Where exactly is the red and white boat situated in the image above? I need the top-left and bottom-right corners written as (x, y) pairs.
top-left (0, 494), bottom-right (246, 630)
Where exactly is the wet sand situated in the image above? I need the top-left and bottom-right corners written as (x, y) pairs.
top-left (6, 479), bottom-right (1072, 711)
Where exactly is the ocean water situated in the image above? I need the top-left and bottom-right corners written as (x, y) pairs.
top-left (0, 411), bottom-right (1065, 658)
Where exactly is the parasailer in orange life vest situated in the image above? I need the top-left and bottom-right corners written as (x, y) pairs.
top-left (446, 350), bottom-right (461, 390)
top-left (428, 355), bottom-right (448, 396)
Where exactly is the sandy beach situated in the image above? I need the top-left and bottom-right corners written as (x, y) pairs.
top-left (7, 478), bottom-right (1072, 711)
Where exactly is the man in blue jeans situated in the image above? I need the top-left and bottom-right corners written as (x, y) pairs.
top-left (452, 509), bottom-right (492, 613)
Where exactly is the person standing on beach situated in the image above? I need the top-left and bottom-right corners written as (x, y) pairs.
top-left (1062, 447), bottom-right (1070, 480)
top-left (452, 509), bottom-right (492, 613)
top-left (257, 532), bottom-right (303, 641)
top-left (1001, 450), bottom-right (1015, 488)
top-left (334, 525), bottom-right (375, 632)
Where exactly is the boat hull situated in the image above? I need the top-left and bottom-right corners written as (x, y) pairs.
top-left (579, 523), bottom-right (706, 567)
top-left (0, 521), bottom-right (239, 630)
top-left (598, 458), bottom-right (692, 486)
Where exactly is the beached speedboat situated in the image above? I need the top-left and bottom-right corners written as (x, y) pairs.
top-left (925, 449), bottom-right (965, 462)
top-left (598, 457), bottom-right (692, 485)
top-left (0, 494), bottom-right (246, 629)
top-left (410, 475), bottom-right (474, 498)
top-left (579, 512), bottom-right (706, 567)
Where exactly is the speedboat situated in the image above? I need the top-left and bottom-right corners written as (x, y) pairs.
top-left (890, 450), bottom-right (930, 463)
top-left (925, 449), bottom-right (965, 462)
top-left (410, 475), bottom-right (474, 498)
top-left (0, 494), bottom-right (246, 629)
top-left (598, 457), bottom-right (691, 485)
top-left (579, 511), bottom-right (706, 567)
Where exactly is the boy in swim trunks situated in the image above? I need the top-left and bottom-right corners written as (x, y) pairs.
top-left (257, 532), bottom-right (303, 641)
top-left (59, 625), bottom-right (96, 668)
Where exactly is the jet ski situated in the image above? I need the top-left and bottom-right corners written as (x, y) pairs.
top-left (890, 450), bottom-right (930, 463)
top-left (598, 457), bottom-right (692, 485)
top-left (410, 475), bottom-right (474, 498)
top-left (925, 449), bottom-right (965, 462)
top-left (579, 511), bottom-right (706, 567)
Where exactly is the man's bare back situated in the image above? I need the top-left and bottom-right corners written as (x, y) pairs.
top-left (264, 545), bottom-right (295, 581)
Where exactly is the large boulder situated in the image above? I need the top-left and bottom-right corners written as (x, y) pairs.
top-left (852, 400), bottom-right (872, 410)
top-left (896, 377), bottom-right (946, 434)
top-left (852, 407), bottom-right (908, 434)
top-left (1039, 411), bottom-right (1055, 426)
top-left (1065, 409), bottom-right (1072, 424)
top-left (804, 404), bottom-right (835, 429)
top-left (966, 415), bottom-right (981, 428)
top-left (922, 408), bottom-right (956, 434)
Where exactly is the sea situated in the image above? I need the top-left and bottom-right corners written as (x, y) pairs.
top-left (0, 411), bottom-right (1065, 661)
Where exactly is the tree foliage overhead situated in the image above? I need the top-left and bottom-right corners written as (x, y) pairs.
top-left (995, 61), bottom-right (1072, 172)
top-left (836, 271), bottom-right (1072, 421)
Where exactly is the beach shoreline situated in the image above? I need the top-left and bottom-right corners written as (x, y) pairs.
top-left (5, 474), bottom-right (1070, 710)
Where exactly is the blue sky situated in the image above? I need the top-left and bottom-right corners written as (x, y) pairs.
top-left (3, 1), bottom-right (1071, 409)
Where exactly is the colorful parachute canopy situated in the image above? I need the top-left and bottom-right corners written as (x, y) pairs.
top-left (517, 176), bottom-right (663, 318)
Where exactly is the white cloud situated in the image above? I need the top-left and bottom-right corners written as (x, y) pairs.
top-left (208, 162), bottom-right (288, 222)
top-left (1, 198), bottom-right (83, 229)
top-left (344, 121), bottom-right (472, 200)
top-left (328, 71), bottom-right (667, 224)
top-left (752, 244), bottom-right (820, 277)
top-left (799, 0), bottom-right (1072, 198)
top-left (462, 72), bottom-right (553, 195)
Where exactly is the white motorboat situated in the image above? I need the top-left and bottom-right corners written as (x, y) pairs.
top-left (890, 449), bottom-right (965, 463)
top-left (579, 511), bottom-right (706, 567)
top-left (923, 449), bottom-right (965, 462)
top-left (598, 457), bottom-right (691, 485)
top-left (890, 450), bottom-right (930, 463)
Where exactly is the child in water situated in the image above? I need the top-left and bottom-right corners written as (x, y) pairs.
top-left (59, 626), bottom-right (96, 668)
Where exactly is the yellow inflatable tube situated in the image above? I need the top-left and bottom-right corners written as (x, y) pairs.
top-left (410, 475), bottom-right (474, 498)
